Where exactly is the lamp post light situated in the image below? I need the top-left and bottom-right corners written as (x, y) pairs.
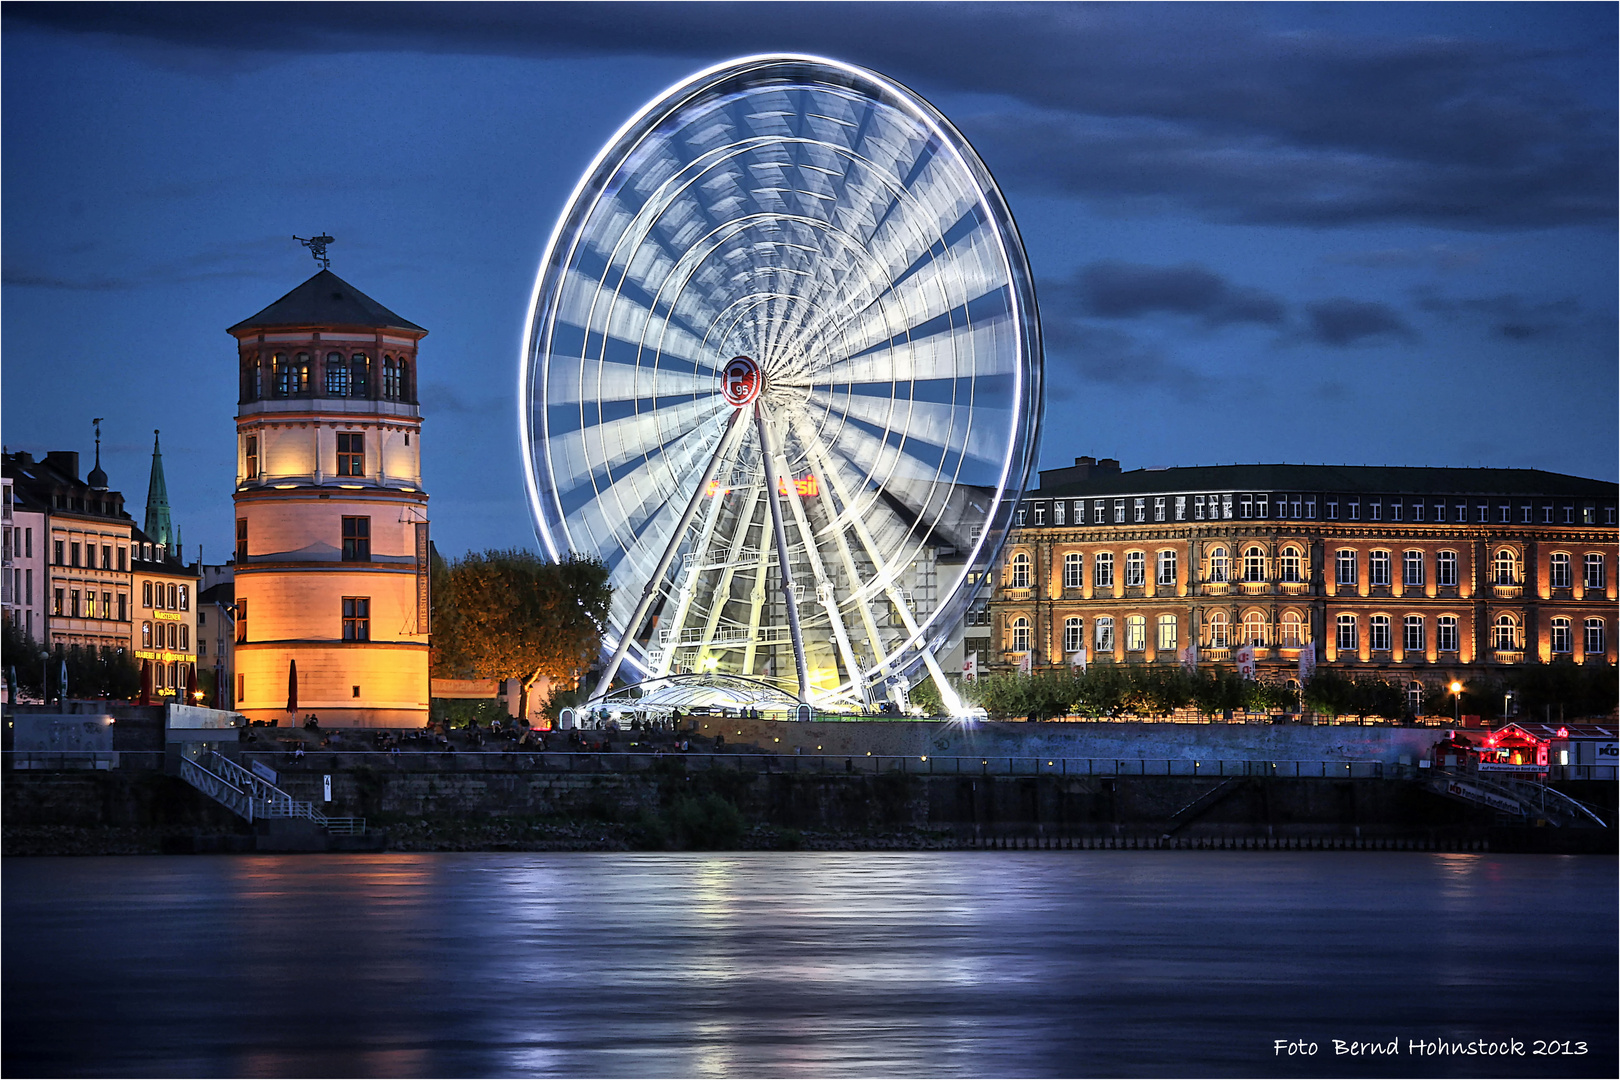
top-left (1449, 680), bottom-right (1463, 727)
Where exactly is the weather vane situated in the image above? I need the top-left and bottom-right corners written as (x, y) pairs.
top-left (294, 233), bottom-right (334, 270)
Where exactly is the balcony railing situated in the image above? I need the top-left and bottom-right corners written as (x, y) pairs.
top-left (1493, 584), bottom-right (1523, 599)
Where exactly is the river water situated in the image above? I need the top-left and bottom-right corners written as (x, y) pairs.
top-left (3, 852), bottom-right (1614, 1078)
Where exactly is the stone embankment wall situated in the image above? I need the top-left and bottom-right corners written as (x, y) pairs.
top-left (685, 717), bottom-right (1443, 764)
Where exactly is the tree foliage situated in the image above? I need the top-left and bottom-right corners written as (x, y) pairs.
top-left (430, 549), bottom-right (612, 699)
top-left (957, 664), bottom-right (1300, 721)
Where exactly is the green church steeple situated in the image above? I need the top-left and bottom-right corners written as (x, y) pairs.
top-left (144, 429), bottom-right (174, 550)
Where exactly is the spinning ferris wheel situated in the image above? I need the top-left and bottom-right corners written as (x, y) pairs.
top-left (520, 55), bottom-right (1042, 712)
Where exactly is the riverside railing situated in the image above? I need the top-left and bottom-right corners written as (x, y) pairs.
top-left (5, 750), bottom-right (1614, 782)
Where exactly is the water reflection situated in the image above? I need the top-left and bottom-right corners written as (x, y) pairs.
top-left (3, 852), bottom-right (1615, 1078)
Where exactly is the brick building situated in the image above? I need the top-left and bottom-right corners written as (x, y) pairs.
top-left (983, 457), bottom-right (1618, 707)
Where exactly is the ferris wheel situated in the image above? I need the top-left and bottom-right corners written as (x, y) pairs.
top-left (520, 55), bottom-right (1042, 712)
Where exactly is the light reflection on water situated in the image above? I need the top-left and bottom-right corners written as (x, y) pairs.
top-left (3, 852), bottom-right (1615, 1078)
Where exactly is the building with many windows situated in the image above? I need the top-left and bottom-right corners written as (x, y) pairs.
top-left (228, 269), bottom-right (431, 727)
top-left (986, 457), bottom-right (1618, 707)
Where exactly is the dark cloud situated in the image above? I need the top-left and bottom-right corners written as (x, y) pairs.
top-left (1064, 261), bottom-right (1285, 326)
top-left (1415, 291), bottom-right (1580, 342)
top-left (8, 2), bottom-right (1613, 231)
top-left (1303, 298), bottom-right (1415, 347)
top-left (1041, 318), bottom-right (1213, 400)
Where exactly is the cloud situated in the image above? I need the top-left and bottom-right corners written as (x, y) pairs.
top-left (1302, 298), bottom-right (1415, 346)
top-left (3, 236), bottom-right (295, 291)
top-left (7, 2), bottom-right (1613, 230)
top-left (1063, 261), bottom-right (1285, 326)
top-left (1414, 290), bottom-right (1580, 341)
top-left (1041, 318), bottom-right (1214, 400)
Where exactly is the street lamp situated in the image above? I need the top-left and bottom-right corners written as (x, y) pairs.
top-left (1449, 680), bottom-right (1463, 727)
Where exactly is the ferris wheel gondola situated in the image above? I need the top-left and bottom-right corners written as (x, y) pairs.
top-left (521, 55), bottom-right (1041, 711)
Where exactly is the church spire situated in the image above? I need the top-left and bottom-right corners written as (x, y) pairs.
top-left (87, 417), bottom-right (108, 490)
top-left (144, 429), bottom-right (174, 549)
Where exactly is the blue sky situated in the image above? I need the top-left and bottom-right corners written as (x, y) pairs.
top-left (3, 2), bottom-right (1614, 562)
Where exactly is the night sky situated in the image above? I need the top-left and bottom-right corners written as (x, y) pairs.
top-left (3, 2), bottom-right (1614, 563)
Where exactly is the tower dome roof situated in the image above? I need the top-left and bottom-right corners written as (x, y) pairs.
top-left (228, 269), bottom-right (425, 335)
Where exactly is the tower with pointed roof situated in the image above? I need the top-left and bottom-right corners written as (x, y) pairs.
top-left (144, 430), bottom-right (173, 549)
top-left (228, 267), bottom-right (430, 727)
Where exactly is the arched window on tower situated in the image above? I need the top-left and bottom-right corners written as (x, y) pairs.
top-left (383, 357), bottom-right (401, 400)
top-left (325, 352), bottom-right (349, 397)
top-left (350, 353), bottom-right (372, 398)
top-left (242, 354), bottom-right (262, 402)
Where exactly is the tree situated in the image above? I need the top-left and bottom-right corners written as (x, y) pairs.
top-left (431, 549), bottom-right (612, 715)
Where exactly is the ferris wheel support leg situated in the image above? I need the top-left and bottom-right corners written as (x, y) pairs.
top-left (755, 404), bottom-right (812, 703)
top-left (592, 410), bottom-right (747, 701)
top-left (776, 444), bottom-right (871, 708)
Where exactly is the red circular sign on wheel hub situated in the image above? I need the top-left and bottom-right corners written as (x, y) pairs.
top-left (722, 355), bottom-right (762, 407)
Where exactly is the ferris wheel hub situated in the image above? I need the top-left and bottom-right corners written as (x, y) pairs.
top-left (722, 355), bottom-right (762, 408)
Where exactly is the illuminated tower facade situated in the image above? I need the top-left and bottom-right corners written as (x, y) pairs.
top-left (228, 269), bottom-right (430, 727)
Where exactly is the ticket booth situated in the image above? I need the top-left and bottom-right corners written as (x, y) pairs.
top-left (1477, 724), bottom-right (1547, 776)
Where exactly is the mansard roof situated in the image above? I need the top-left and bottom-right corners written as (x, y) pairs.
top-left (227, 269), bottom-right (425, 335)
top-left (1031, 463), bottom-right (1617, 500)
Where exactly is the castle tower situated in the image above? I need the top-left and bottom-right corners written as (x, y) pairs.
top-left (228, 268), bottom-right (430, 727)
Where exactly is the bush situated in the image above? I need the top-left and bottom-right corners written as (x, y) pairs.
top-left (670, 793), bottom-right (743, 850)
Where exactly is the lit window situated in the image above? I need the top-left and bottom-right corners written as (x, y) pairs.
top-left (1009, 616), bottom-right (1030, 652)
top-left (1280, 612), bottom-right (1303, 647)
top-left (1403, 615), bottom-right (1424, 652)
top-left (1369, 550), bottom-right (1391, 587)
top-left (1242, 611), bottom-right (1266, 646)
top-left (1125, 614), bottom-right (1146, 651)
top-left (1584, 618), bottom-right (1606, 655)
top-left (1095, 616), bottom-right (1115, 652)
top-left (1550, 553), bottom-right (1571, 589)
top-left (1243, 546), bottom-right (1265, 583)
top-left (1336, 614), bottom-right (1358, 651)
top-left (141, 622), bottom-right (152, 648)
top-left (1369, 615), bottom-right (1391, 652)
top-left (1491, 614), bottom-right (1519, 651)
top-left (1437, 551), bottom-right (1458, 587)
top-left (178, 585), bottom-right (188, 611)
top-left (1207, 547), bottom-right (1229, 584)
top-left (1157, 614), bottom-right (1178, 651)
top-left (1063, 618), bottom-right (1083, 654)
top-left (1437, 615), bottom-right (1458, 652)
top-left (1550, 617), bottom-right (1572, 654)
top-left (1094, 552), bottom-right (1114, 589)
top-left (1156, 550), bottom-right (1177, 587)
top-left (1009, 552), bottom-right (1031, 589)
top-left (245, 436), bottom-right (259, 480)
top-left (337, 432), bottom-right (365, 477)
top-left (1493, 549), bottom-right (1517, 586)
top-left (236, 599), bottom-right (247, 643)
top-left (1062, 552), bottom-right (1082, 589)
top-left (1279, 547), bottom-right (1303, 583)
top-left (236, 519), bottom-right (248, 563)
top-left (343, 597), bottom-right (371, 642)
top-left (1335, 549), bottom-right (1357, 587)
top-left (1584, 553), bottom-right (1606, 589)
top-left (1124, 551), bottom-right (1145, 587)
top-left (1207, 611), bottom-right (1230, 649)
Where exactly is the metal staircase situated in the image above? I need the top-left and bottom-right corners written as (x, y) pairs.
top-left (1429, 772), bottom-right (1608, 828)
top-left (179, 750), bottom-right (366, 835)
